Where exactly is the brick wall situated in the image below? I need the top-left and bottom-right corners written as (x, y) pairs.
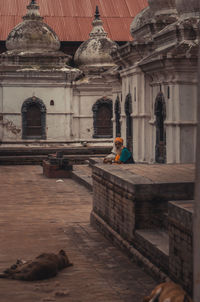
top-left (92, 172), bottom-right (135, 242)
top-left (169, 201), bottom-right (193, 295)
top-left (91, 164), bottom-right (194, 293)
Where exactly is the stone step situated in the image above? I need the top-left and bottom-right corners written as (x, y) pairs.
top-left (135, 229), bottom-right (169, 274)
top-left (72, 165), bottom-right (93, 191)
top-left (0, 146), bottom-right (111, 156)
top-left (0, 154), bottom-right (105, 165)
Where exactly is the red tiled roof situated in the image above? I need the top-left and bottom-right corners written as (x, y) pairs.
top-left (0, 0), bottom-right (148, 42)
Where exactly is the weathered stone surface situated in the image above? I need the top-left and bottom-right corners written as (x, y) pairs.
top-left (74, 8), bottom-right (117, 73)
top-left (168, 200), bottom-right (193, 295)
top-left (176, 0), bottom-right (200, 17)
top-left (148, 0), bottom-right (177, 16)
top-left (91, 164), bottom-right (194, 293)
top-left (43, 160), bottom-right (72, 178)
top-left (6, 1), bottom-right (60, 52)
top-left (0, 165), bottom-right (156, 302)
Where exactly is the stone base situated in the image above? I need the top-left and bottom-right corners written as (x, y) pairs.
top-left (43, 160), bottom-right (72, 178)
top-left (90, 210), bottom-right (167, 282)
top-left (168, 200), bottom-right (193, 295)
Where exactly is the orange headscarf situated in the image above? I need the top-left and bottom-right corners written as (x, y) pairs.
top-left (114, 137), bottom-right (123, 144)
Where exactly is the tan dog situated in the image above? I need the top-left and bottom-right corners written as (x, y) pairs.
top-left (143, 282), bottom-right (193, 302)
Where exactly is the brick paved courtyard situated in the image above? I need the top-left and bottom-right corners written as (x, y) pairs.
top-left (0, 166), bottom-right (156, 302)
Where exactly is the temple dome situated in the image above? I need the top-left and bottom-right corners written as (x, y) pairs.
top-left (130, 7), bottom-right (153, 39)
top-left (74, 6), bottom-right (117, 73)
top-left (148, 0), bottom-right (177, 16)
top-left (6, 0), bottom-right (60, 52)
top-left (175, 0), bottom-right (200, 17)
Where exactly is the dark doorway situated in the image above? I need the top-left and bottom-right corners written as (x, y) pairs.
top-left (155, 92), bottom-right (166, 163)
top-left (26, 104), bottom-right (42, 137)
top-left (92, 98), bottom-right (113, 138)
top-left (115, 97), bottom-right (121, 137)
top-left (22, 97), bottom-right (46, 139)
top-left (125, 94), bottom-right (133, 152)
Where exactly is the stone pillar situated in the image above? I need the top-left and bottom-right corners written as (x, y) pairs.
top-left (193, 13), bottom-right (200, 302)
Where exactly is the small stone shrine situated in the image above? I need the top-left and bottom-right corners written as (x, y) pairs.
top-left (43, 152), bottom-right (73, 178)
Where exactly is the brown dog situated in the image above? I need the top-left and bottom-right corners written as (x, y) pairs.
top-left (143, 282), bottom-right (193, 302)
top-left (0, 250), bottom-right (73, 281)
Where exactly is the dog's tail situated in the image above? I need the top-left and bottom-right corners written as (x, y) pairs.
top-left (0, 273), bottom-right (7, 278)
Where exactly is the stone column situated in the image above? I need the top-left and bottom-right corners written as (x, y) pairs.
top-left (194, 12), bottom-right (200, 302)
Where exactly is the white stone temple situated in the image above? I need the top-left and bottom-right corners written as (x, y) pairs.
top-left (0, 0), bottom-right (199, 164)
top-left (0, 1), bottom-right (116, 147)
top-left (111, 0), bottom-right (199, 164)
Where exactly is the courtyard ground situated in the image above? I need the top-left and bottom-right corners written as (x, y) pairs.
top-left (0, 165), bottom-right (156, 302)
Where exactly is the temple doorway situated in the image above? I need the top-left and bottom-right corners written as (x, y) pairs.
top-left (125, 94), bottom-right (133, 152)
top-left (115, 96), bottom-right (121, 137)
top-left (155, 92), bottom-right (166, 163)
top-left (22, 97), bottom-right (46, 139)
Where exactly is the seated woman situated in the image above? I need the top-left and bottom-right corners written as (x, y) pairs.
top-left (104, 137), bottom-right (134, 164)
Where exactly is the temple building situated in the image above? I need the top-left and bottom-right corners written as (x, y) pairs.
top-left (111, 0), bottom-right (199, 164)
top-left (0, 1), bottom-right (118, 146)
top-left (0, 0), bottom-right (199, 164)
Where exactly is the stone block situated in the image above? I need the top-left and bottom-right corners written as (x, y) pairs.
top-left (43, 160), bottom-right (72, 178)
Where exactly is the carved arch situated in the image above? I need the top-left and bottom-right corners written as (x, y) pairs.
top-left (21, 97), bottom-right (46, 139)
top-left (92, 98), bottom-right (113, 138)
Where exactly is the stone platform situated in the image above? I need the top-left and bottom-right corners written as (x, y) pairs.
top-left (0, 165), bottom-right (156, 302)
top-left (0, 146), bottom-right (111, 165)
top-left (90, 163), bottom-right (195, 294)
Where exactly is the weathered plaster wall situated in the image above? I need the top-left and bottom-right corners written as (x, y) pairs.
top-left (120, 67), bottom-right (152, 163)
top-left (1, 83), bottom-right (73, 141)
top-left (73, 83), bottom-right (113, 141)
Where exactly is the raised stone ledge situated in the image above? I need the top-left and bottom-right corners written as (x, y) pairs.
top-left (91, 164), bottom-right (194, 290)
top-left (168, 200), bottom-right (193, 294)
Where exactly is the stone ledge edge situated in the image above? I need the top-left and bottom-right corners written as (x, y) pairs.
top-left (90, 210), bottom-right (168, 282)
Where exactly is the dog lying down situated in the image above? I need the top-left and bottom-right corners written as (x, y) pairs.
top-left (0, 250), bottom-right (72, 281)
top-left (143, 282), bottom-right (193, 302)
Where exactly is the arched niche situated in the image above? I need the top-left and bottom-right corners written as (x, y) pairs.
top-left (125, 93), bottom-right (133, 152)
top-left (21, 97), bottom-right (46, 139)
top-left (92, 98), bottom-right (113, 138)
top-left (154, 92), bottom-right (166, 163)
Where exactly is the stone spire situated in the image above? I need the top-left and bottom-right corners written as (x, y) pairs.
top-left (94, 5), bottom-right (100, 20)
top-left (89, 6), bottom-right (107, 39)
top-left (23, 0), bottom-right (43, 21)
top-left (6, 0), bottom-right (60, 51)
top-left (74, 6), bottom-right (117, 73)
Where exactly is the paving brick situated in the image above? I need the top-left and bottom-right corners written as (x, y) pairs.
top-left (0, 165), bottom-right (156, 302)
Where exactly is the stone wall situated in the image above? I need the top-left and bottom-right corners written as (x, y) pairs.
top-left (92, 169), bottom-right (135, 242)
top-left (91, 164), bottom-right (194, 292)
top-left (168, 201), bottom-right (193, 295)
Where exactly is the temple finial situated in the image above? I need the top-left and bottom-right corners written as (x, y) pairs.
top-left (30, 0), bottom-right (37, 4)
top-left (95, 6), bottom-right (100, 20)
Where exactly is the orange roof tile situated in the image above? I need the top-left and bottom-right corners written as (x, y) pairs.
top-left (0, 0), bottom-right (148, 41)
